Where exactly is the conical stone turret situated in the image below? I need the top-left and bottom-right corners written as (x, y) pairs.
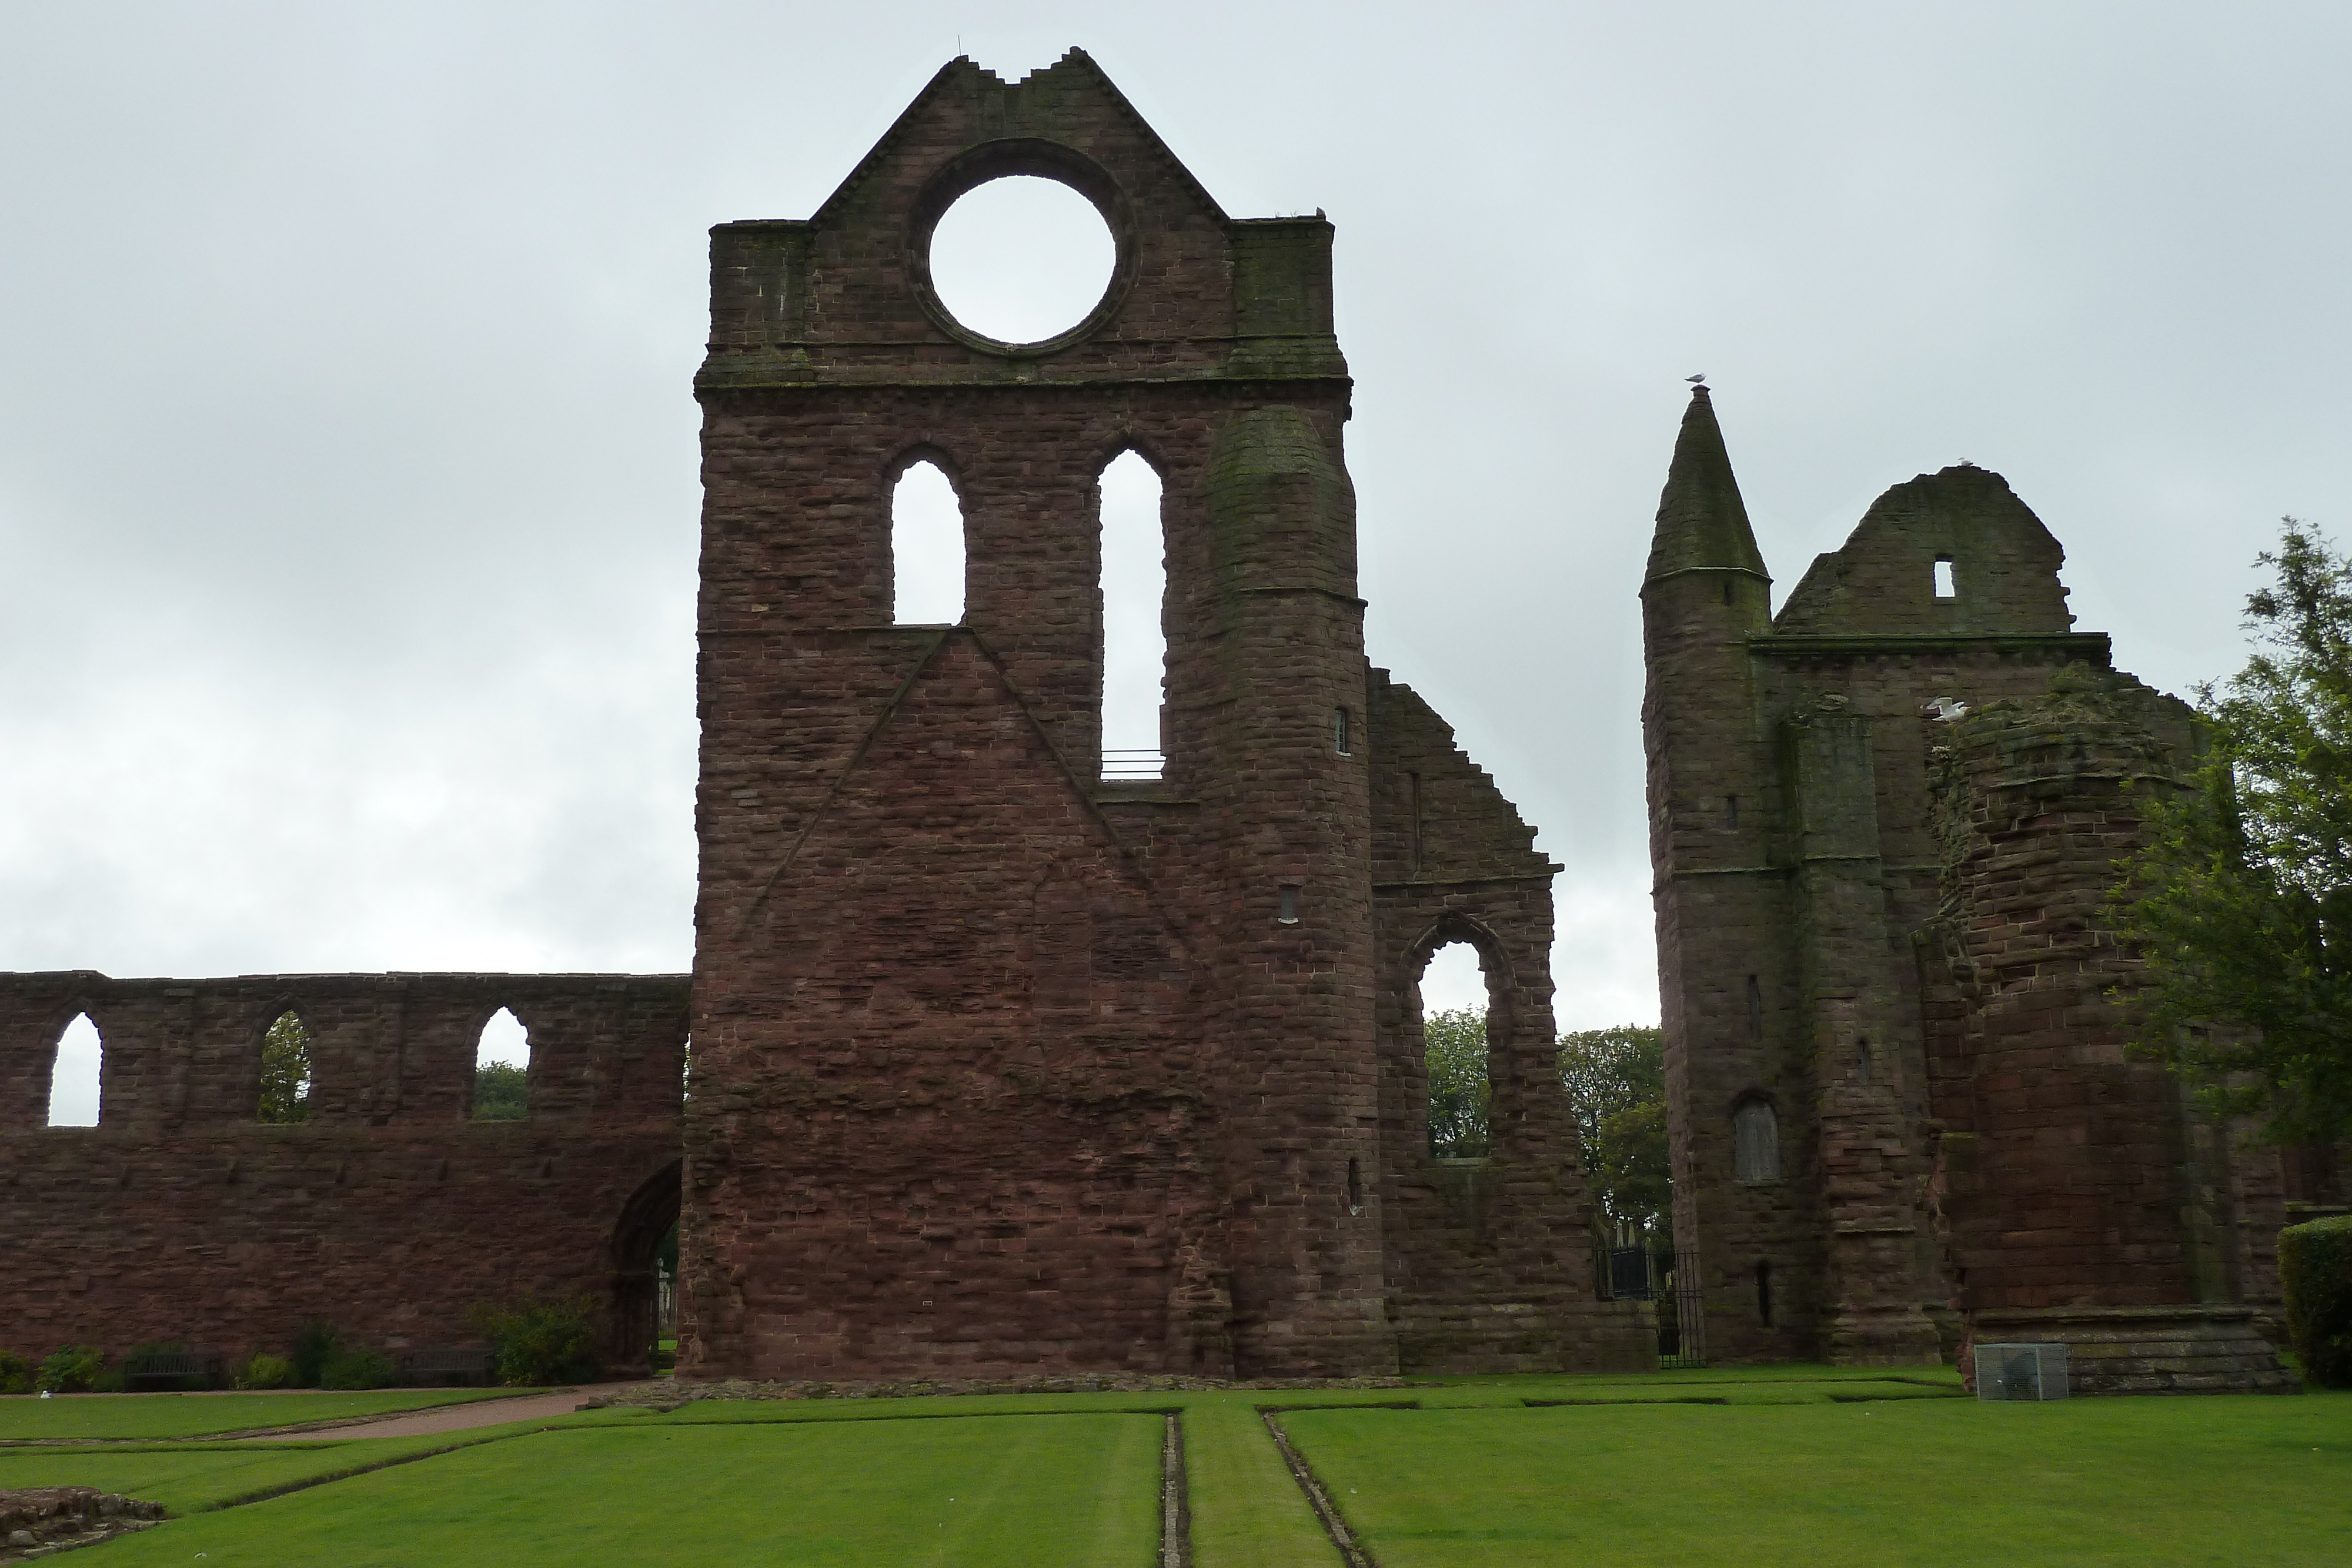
top-left (1645, 385), bottom-right (1768, 586)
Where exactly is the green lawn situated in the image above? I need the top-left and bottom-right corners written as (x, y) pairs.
top-left (1282, 1390), bottom-right (2352, 1568)
top-left (0, 1433), bottom-right (507, 1515)
top-left (7, 1368), bottom-right (2342, 1566)
top-left (0, 1388), bottom-right (532, 1442)
top-left (82, 1416), bottom-right (1163, 1568)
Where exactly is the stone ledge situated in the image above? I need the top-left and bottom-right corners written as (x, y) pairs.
top-left (1967, 1306), bottom-right (2295, 1395)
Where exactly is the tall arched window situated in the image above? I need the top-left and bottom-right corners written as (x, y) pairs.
top-left (890, 459), bottom-right (965, 624)
top-left (1420, 940), bottom-right (1491, 1158)
top-left (473, 1007), bottom-right (530, 1122)
top-left (1098, 449), bottom-right (1165, 780)
top-left (258, 1010), bottom-right (314, 1123)
top-left (1733, 1098), bottom-right (1780, 1182)
top-left (46, 1012), bottom-right (101, 1126)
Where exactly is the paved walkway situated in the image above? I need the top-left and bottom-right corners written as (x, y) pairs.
top-left (252, 1385), bottom-right (638, 1442)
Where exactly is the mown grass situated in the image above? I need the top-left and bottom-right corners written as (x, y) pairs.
top-left (79, 1415), bottom-right (1163, 1568)
top-left (1283, 1388), bottom-right (2352, 1568)
top-left (11, 1365), bottom-right (2330, 1568)
top-left (0, 1432), bottom-right (509, 1515)
top-left (0, 1388), bottom-right (530, 1442)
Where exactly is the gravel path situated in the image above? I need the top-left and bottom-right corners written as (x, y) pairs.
top-left (249, 1385), bottom-right (636, 1442)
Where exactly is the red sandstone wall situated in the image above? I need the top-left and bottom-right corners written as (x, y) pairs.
top-left (0, 972), bottom-right (686, 1371)
top-left (684, 54), bottom-right (1408, 1381)
top-left (1919, 681), bottom-right (2256, 1314)
top-left (1368, 673), bottom-right (1649, 1372)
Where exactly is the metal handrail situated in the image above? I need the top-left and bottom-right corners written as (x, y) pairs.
top-left (1101, 749), bottom-right (1165, 780)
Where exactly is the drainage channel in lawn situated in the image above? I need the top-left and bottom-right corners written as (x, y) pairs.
top-left (1259, 1409), bottom-right (1375, 1568)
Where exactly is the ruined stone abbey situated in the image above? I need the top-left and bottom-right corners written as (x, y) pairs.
top-left (3, 52), bottom-right (2338, 1390)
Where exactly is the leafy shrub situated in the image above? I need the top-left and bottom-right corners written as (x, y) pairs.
top-left (473, 1061), bottom-right (528, 1122)
top-left (289, 1320), bottom-right (339, 1388)
top-left (235, 1352), bottom-right (294, 1390)
top-left (471, 1295), bottom-right (599, 1386)
top-left (0, 1351), bottom-right (31, 1395)
top-left (36, 1346), bottom-right (107, 1393)
top-left (2281, 1214), bottom-right (2352, 1388)
top-left (318, 1347), bottom-right (395, 1390)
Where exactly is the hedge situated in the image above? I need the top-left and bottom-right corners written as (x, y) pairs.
top-left (2280, 1213), bottom-right (2352, 1388)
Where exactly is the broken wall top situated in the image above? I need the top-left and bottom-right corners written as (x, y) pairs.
top-left (1773, 464), bottom-right (2074, 638)
top-left (699, 50), bottom-right (1345, 390)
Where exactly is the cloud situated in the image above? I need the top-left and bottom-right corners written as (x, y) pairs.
top-left (2, 2), bottom-right (2346, 1027)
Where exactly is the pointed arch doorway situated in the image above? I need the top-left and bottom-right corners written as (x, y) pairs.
top-left (609, 1159), bottom-right (681, 1376)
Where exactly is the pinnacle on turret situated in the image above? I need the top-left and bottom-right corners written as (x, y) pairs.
top-left (1645, 384), bottom-right (1769, 584)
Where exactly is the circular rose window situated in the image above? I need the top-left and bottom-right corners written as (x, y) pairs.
top-left (926, 175), bottom-right (1118, 349)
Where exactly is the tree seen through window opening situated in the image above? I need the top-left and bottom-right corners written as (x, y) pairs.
top-left (473, 1007), bottom-right (530, 1122)
top-left (257, 1011), bottom-right (313, 1123)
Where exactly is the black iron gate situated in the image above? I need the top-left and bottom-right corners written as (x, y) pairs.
top-left (1594, 1242), bottom-right (1706, 1368)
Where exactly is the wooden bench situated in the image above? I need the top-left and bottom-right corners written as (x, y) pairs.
top-left (399, 1348), bottom-right (497, 1385)
top-left (119, 1350), bottom-right (224, 1390)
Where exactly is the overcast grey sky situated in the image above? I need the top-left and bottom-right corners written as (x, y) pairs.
top-left (3, 2), bottom-right (2346, 1029)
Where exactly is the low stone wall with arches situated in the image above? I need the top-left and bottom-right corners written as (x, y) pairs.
top-left (0, 969), bottom-right (686, 1375)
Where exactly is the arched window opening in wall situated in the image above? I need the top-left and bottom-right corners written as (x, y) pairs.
top-left (45, 1012), bottom-right (101, 1126)
top-left (1421, 940), bottom-right (1492, 1159)
top-left (1933, 556), bottom-right (1957, 599)
top-left (1098, 449), bottom-right (1165, 780)
top-left (258, 1011), bottom-right (314, 1124)
top-left (1733, 1098), bottom-right (1780, 1182)
top-left (473, 1008), bottom-right (530, 1122)
top-left (890, 459), bottom-right (965, 626)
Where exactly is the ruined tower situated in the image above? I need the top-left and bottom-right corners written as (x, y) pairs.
top-left (680, 52), bottom-right (1645, 1380)
top-left (1643, 385), bottom-right (2297, 1389)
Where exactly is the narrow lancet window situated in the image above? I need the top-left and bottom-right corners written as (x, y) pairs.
top-left (1421, 940), bottom-right (1492, 1159)
top-left (1933, 556), bottom-right (1957, 600)
top-left (1335, 707), bottom-right (1352, 755)
top-left (46, 1012), bottom-right (102, 1126)
top-left (258, 1011), bottom-right (314, 1123)
top-left (473, 1007), bottom-right (530, 1122)
top-left (1733, 1099), bottom-right (1780, 1182)
top-left (890, 459), bottom-right (965, 624)
top-left (1098, 450), bottom-right (1166, 779)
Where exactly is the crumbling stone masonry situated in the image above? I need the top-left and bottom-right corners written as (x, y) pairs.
top-left (679, 51), bottom-right (1648, 1380)
top-left (0, 972), bottom-right (686, 1373)
top-left (1642, 384), bottom-right (2320, 1390)
top-left (0, 51), bottom-right (1645, 1386)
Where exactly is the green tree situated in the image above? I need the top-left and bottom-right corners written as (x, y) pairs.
top-left (256, 1011), bottom-right (312, 1124)
top-left (473, 1061), bottom-right (529, 1122)
top-left (1424, 1007), bottom-right (1491, 1158)
top-left (1558, 1025), bottom-right (1671, 1238)
top-left (2112, 520), bottom-right (2352, 1141)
